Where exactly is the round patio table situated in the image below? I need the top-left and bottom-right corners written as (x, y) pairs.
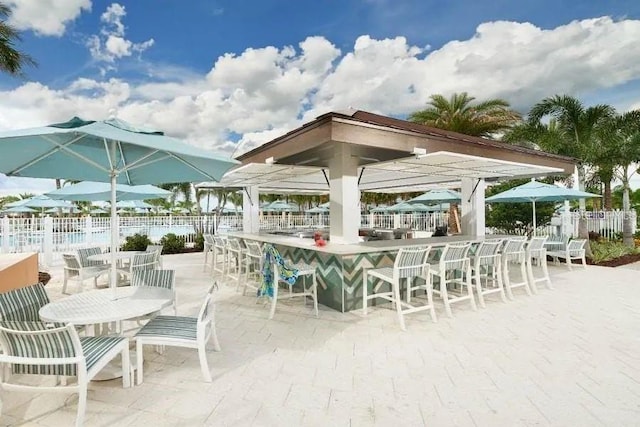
top-left (87, 250), bottom-right (144, 264)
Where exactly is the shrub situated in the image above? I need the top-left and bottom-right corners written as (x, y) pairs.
top-left (194, 233), bottom-right (205, 251)
top-left (590, 240), bottom-right (639, 263)
top-left (121, 233), bottom-right (152, 251)
top-left (588, 231), bottom-right (601, 241)
top-left (160, 233), bottom-right (185, 254)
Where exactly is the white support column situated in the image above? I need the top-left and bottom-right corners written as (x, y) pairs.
top-left (43, 216), bottom-right (53, 267)
top-left (329, 144), bottom-right (360, 244)
top-left (1, 217), bottom-right (9, 253)
top-left (242, 186), bottom-right (260, 233)
top-left (461, 178), bottom-right (486, 236)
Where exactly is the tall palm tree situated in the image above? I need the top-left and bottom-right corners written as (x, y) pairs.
top-left (0, 2), bottom-right (35, 76)
top-left (409, 92), bottom-right (521, 137)
top-left (410, 92), bottom-right (522, 232)
top-left (527, 95), bottom-right (616, 254)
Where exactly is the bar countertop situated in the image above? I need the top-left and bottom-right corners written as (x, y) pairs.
top-left (228, 232), bottom-right (506, 255)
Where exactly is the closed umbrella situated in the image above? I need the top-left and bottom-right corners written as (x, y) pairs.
top-left (485, 180), bottom-right (601, 235)
top-left (0, 116), bottom-right (238, 289)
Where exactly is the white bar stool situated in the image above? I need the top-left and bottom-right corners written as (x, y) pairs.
top-left (225, 237), bottom-right (245, 290)
top-left (429, 242), bottom-right (476, 317)
top-left (212, 236), bottom-right (227, 276)
top-left (501, 238), bottom-right (532, 299)
top-left (242, 240), bottom-right (263, 296)
top-left (471, 240), bottom-right (507, 308)
top-left (526, 236), bottom-right (552, 292)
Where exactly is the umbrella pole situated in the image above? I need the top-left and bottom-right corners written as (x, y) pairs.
top-left (110, 173), bottom-right (118, 294)
top-left (532, 200), bottom-right (537, 237)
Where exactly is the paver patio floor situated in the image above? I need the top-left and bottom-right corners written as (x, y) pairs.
top-left (2, 253), bottom-right (639, 426)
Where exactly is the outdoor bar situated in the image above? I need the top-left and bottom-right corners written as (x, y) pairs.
top-left (214, 110), bottom-right (577, 312)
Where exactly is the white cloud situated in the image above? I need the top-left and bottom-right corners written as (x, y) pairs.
top-left (1, 16), bottom-right (640, 196)
top-left (87, 2), bottom-right (154, 70)
top-left (7, 0), bottom-right (91, 36)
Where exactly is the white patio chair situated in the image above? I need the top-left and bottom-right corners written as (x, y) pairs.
top-left (77, 247), bottom-right (107, 268)
top-left (202, 234), bottom-right (215, 271)
top-left (117, 252), bottom-right (158, 283)
top-left (62, 254), bottom-right (109, 294)
top-left (547, 239), bottom-right (587, 269)
top-left (145, 244), bottom-right (164, 268)
top-left (0, 321), bottom-right (130, 427)
top-left (0, 282), bottom-right (51, 321)
top-left (212, 236), bottom-right (227, 275)
top-left (131, 269), bottom-right (177, 316)
top-left (135, 283), bottom-right (221, 384)
top-left (264, 244), bottom-right (318, 319)
top-left (242, 240), bottom-right (263, 296)
top-left (501, 238), bottom-right (532, 299)
top-left (363, 246), bottom-right (434, 331)
top-left (471, 240), bottom-right (507, 308)
top-left (430, 243), bottom-right (476, 317)
top-left (526, 236), bottom-right (552, 292)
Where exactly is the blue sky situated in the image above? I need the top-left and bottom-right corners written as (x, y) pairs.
top-left (1, 0), bottom-right (640, 195)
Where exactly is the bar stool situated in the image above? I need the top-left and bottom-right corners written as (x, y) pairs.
top-left (242, 240), bottom-right (263, 296)
top-left (262, 244), bottom-right (318, 319)
top-left (429, 242), bottom-right (475, 317)
top-left (212, 236), bottom-right (227, 275)
top-left (526, 236), bottom-right (552, 292)
top-left (202, 234), bottom-right (215, 271)
top-left (363, 246), bottom-right (433, 331)
top-left (501, 238), bottom-right (532, 299)
top-left (225, 237), bottom-right (245, 289)
top-left (471, 240), bottom-right (506, 308)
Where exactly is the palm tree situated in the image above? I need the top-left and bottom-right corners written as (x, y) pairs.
top-left (410, 92), bottom-right (522, 232)
top-left (527, 95), bottom-right (616, 254)
top-left (409, 92), bottom-right (521, 137)
top-left (0, 3), bottom-right (35, 76)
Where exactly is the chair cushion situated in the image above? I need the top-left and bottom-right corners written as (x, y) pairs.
top-left (135, 315), bottom-right (197, 341)
top-left (0, 283), bottom-right (50, 321)
top-left (367, 267), bottom-right (394, 281)
top-left (80, 336), bottom-right (127, 372)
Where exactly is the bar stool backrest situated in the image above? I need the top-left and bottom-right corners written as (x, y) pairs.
top-left (203, 234), bottom-right (214, 245)
top-left (527, 236), bottom-right (547, 252)
top-left (245, 240), bottom-right (263, 259)
top-left (226, 237), bottom-right (242, 252)
top-left (393, 246), bottom-right (431, 279)
top-left (213, 236), bottom-right (226, 248)
top-left (439, 243), bottom-right (471, 270)
top-left (473, 240), bottom-right (502, 267)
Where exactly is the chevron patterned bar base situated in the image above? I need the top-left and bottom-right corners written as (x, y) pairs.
top-left (274, 244), bottom-right (398, 312)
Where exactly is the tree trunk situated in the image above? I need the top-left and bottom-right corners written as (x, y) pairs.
top-left (575, 165), bottom-right (593, 257)
top-left (622, 171), bottom-right (634, 247)
top-left (603, 180), bottom-right (612, 210)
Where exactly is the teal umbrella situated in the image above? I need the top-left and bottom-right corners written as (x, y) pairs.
top-left (407, 189), bottom-right (461, 204)
top-left (0, 117), bottom-right (238, 290)
top-left (6, 195), bottom-right (74, 209)
top-left (305, 206), bottom-right (329, 214)
top-left (46, 181), bottom-right (170, 202)
top-left (263, 200), bottom-right (297, 212)
top-left (486, 180), bottom-right (601, 234)
top-left (115, 200), bottom-right (153, 209)
top-left (386, 201), bottom-right (432, 213)
top-left (371, 205), bottom-right (389, 213)
top-left (45, 206), bottom-right (80, 214)
top-left (2, 206), bottom-right (36, 214)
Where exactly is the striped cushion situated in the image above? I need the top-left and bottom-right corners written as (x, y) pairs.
top-left (395, 249), bottom-right (428, 278)
top-left (77, 247), bottom-right (104, 267)
top-left (0, 283), bottom-right (50, 321)
top-left (80, 336), bottom-right (127, 372)
top-left (0, 321), bottom-right (78, 376)
top-left (135, 315), bottom-right (197, 341)
top-left (131, 270), bottom-right (175, 290)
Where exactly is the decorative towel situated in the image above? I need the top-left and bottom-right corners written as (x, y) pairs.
top-left (259, 244), bottom-right (299, 298)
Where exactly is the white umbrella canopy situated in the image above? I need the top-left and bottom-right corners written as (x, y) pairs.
top-left (0, 117), bottom-right (238, 290)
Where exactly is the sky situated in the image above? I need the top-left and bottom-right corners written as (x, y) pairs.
top-left (1, 0), bottom-right (640, 196)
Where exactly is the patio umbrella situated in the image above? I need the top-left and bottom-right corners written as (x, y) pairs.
top-left (407, 189), bottom-right (461, 205)
top-left (485, 180), bottom-right (601, 235)
top-left (45, 206), bottom-right (80, 214)
top-left (319, 201), bottom-right (330, 209)
top-left (371, 205), bottom-right (389, 213)
top-left (2, 206), bottom-right (36, 214)
top-left (263, 200), bottom-right (298, 212)
top-left (89, 207), bottom-right (107, 214)
top-left (0, 116), bottom-right (238, 290)
top-left (6, 195), bottom-right (74, 209)
top-left (386, 201), bottom-right (432, 213)
top-left (305, 206), bottom-right (329, 214)
top-left (46, 181), bottom-right (170, 202)
top-left (115, 200), bottom-right (153, 209)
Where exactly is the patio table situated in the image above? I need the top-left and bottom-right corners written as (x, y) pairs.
top-left (87, 250), bottom-right (144, 264)
top-left (39, 286), bottom-right (173, 381)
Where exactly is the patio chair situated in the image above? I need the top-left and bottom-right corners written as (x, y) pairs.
top-left (117, 252), bottom-right (157, 283)
top-left (212, 236), bottom-right (227, 275)
top-left (135, 283), bottom-right (221, 384)
top-left (501, 238), bottom-right (533, 299)
top-left (363, 246), bottom-right (434, 331)
top-left (471, 240), bottom-right (507, 308)
top-left (545, 234), bottom-right (569, 253)
top-left (225, 238), bottom-right (246, 289)
top-left (145, 244), bottom-right (164, 268)
top-left (0, 321), bottom-right (130, 427)
top-left (62, 253), bottom-right (109, 294)
top-left (262, 244), bottom-right (318, 319)
top-left (202, 234), bottom-right (215, 271)
top-left (525, 237), bottom-right (552, 292)
top-left (242, 240), bottom-right (263, 296)
top-left (77, 247), bottom-right (107, 268)
top-left (430, 243), bottom-right (476, 317)
top-left (0, 282), bottom-right (50, 321)
top-left (547, 239), bottom-right (587, 269)
top-left (131, 269), bottom-right (177, 316)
